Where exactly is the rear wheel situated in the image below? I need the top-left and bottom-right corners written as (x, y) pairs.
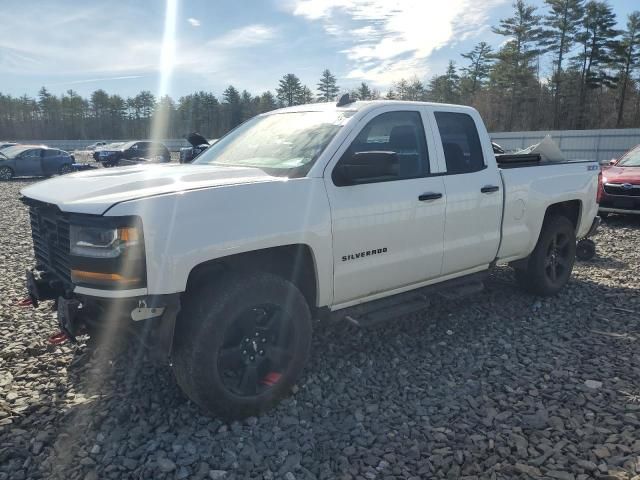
top-left (59, 164), bottom-right (73, 175)
top-left (0, 166), bottom-right (13, 181)
top-left (173, 272), bottom-right (312, 419)
top-left (515, 215), bottom-right (576, 296)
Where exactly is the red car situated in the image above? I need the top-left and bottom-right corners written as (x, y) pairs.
top-left (599, 144), bottom-right (640, 218)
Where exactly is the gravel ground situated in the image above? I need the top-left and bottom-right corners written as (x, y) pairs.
top-left (1, 179), bottom-right (640, 480)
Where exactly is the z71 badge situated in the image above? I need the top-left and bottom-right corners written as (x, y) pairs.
top-left (342, 247), bottom-right (388, 262)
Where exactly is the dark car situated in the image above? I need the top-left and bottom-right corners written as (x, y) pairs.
top-left (93, 140), bottom-right (171, 167)
top-left (179, 132), bottom-right (213, 163)
top-left (0, 145), bottom-right (75, 180)
top-left (598, 144), bottom-right (640, 218)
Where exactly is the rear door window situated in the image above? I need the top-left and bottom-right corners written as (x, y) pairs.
top-left (434, 112), bottom-right (485, 174)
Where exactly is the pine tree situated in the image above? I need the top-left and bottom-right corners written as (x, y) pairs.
top-left (317, 69), bottom-right (340, 102)
top-left (297, 85), bottom-right (314, 105)
top-left (355, 82), bottom-right (372, 100)
top-left (427, 62), bottom-right (461, 104)
top-left (539, 0), bottom-right (585, 128)
top-left (492, 0), bottom-right (543, 128)
top-left (573, 0), bottom-right (620, 128)
top-left (460, 42), bottom-right (494, 100)
top-left (615, 11), bottom-right (640, 126)
top-left (276, 74), bottom-right (303, 106)
top-left (223, 85), bottom-right (242, 129)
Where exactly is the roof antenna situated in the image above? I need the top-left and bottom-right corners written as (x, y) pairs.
top-left (336, 93), bottom-right (354, 107)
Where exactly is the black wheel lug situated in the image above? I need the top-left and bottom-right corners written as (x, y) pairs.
top-left (242, 350), bottom-right (247, 355)
top-left (259, 350), bottom-right (264, 356)
top-left (255, 332), bottom-right (260, 337)
top-left (261, 338), bottom-right (266, 343)
top-left (250, 356), bottom-right (255, 361)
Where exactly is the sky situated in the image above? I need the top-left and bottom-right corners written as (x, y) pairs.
top-left (0, 0), bottom-right (636, 100)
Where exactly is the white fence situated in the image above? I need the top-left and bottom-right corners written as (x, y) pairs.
top-left (490, 128), bottom-right (640, 162)
top-left (10, 128), bottom-right (640, 162)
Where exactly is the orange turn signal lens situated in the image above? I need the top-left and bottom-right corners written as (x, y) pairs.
top-left (71, 269), bottom-right (141, 285)
top-left (117, 227), bottom-right (139, 243)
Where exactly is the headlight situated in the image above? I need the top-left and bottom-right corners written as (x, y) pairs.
top-left (70, 225), bottom-right (139, 258)
top-left (69, 219), bottom-right (146, 289)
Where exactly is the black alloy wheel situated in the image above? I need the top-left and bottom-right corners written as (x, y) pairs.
top-left (544, 230), bottom-right (572, 285)
top-left (217, 304), bottom-right (295, 396)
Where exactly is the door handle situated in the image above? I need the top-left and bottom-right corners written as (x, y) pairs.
top-left (481, 185), bottom-right (500, 193)
top-left (418, 192), bottom-right (443, 201)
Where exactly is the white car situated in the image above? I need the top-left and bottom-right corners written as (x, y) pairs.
top-left (21, 99), bottom-right (600, 418)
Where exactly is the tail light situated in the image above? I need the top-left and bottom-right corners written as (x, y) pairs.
top-left (596, 171), bottom-right (603, 203)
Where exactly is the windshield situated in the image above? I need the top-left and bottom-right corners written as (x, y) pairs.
top-left (194, 111), bottom-right (353, 175)
top-left (618, 146), bottom-right (640, 167)
top-left (1, 145), bottom-right (29, 158)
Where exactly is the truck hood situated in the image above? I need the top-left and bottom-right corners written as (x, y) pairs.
top-left (20, 163), bottom-right (277, 215)
top-left (602, 165), bottom-right (640, 184)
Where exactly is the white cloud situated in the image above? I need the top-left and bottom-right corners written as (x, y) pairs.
top-left (288, 0), bottom-right (507, 85)
top-left (209, 24), bottom-right (277, 48)
top-left (0, 2), bottom-right (277, 91)
top-left (187, 17), bottom-right (201, 27)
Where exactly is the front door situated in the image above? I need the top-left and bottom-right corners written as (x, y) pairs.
top-left (14, 149), bottom-right (42, 176)
top-left (325, 108), bottom-right (446, 305)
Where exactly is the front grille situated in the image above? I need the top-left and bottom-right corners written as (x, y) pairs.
top-left (28, 202), bottom-right (71, 285)
top-left (603, 183), bottom-right (640, 197)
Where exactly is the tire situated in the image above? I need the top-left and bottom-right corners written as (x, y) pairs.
top-left (173, 272), bottom-right (312, 419)
top-left (576, 239), bottom-right (596, 261)
top-left (515, 215), bottom-right (576, 296)
top-left (0, 166), bottom-right (13, 181)
top-left (58, 164), bottom-right (73, 175)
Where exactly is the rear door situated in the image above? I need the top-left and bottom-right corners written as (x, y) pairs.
top-left (428, 109), bottom-right (502, 275)
top-left (41, 149), bottom-right (63, 175)
top-left (325, 106), bottom-right (446, 305)
top-left (14, 149), bottom-right (42, 176)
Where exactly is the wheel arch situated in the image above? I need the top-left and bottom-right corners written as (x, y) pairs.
top-left (544, 199), bottom-right (582, 232)
top-left (185, 244), bottom-right (320, 310)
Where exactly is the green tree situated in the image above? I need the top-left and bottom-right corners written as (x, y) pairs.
top-left (539, 0), bottom-right (585, 128)
top-left (297, 85), bottom-right (314, 105)
top-left (615, 11), bottom-right (640, 126)
top-left (355, 82), bottom-right (372, 100)
top-left (223, 85), bottom-right (242, 129)
top-left (460, 42), bottom-right (494, 100)
top-left (317, 69), bottom-right (339, 102)
top-left (492, 0), bottom-right (543, 128)
top-left (573, 1), bottom-right (620, 128)
top-left (276, 74), bottom-right (303, 106)
top-left (427, 62), bottom-right (461, 103)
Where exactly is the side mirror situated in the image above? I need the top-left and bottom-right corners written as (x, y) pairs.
top-left (609, 159), bottom-right (617, 165)
top-left (333, 151), bottom-right (398, 186)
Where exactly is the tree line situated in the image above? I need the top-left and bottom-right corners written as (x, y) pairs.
top-left (0, 0), bottom-right (638, 141)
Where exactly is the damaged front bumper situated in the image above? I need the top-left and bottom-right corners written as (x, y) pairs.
top-left (26, 268), bottom-right (181, 362)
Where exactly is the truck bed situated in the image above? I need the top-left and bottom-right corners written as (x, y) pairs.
top-left (496, 159), bottom-right (599, 262)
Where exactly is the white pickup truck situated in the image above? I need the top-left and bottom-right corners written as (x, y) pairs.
top-left (21, 99), bottom-right (600, 418)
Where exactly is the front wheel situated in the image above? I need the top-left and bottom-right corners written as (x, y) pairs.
top-left (515, 215), bottom-right (576, 296)
top-left (0, 166), bottom-right (13, 181)
top-left (173, 272), bottom-right (312, 419)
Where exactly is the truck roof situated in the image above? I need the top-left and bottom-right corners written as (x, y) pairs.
top-left (269, 100), bottom-right (477, 116)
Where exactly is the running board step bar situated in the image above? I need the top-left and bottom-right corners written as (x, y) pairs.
top-left (339, 272), bottom-right (487, 328)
